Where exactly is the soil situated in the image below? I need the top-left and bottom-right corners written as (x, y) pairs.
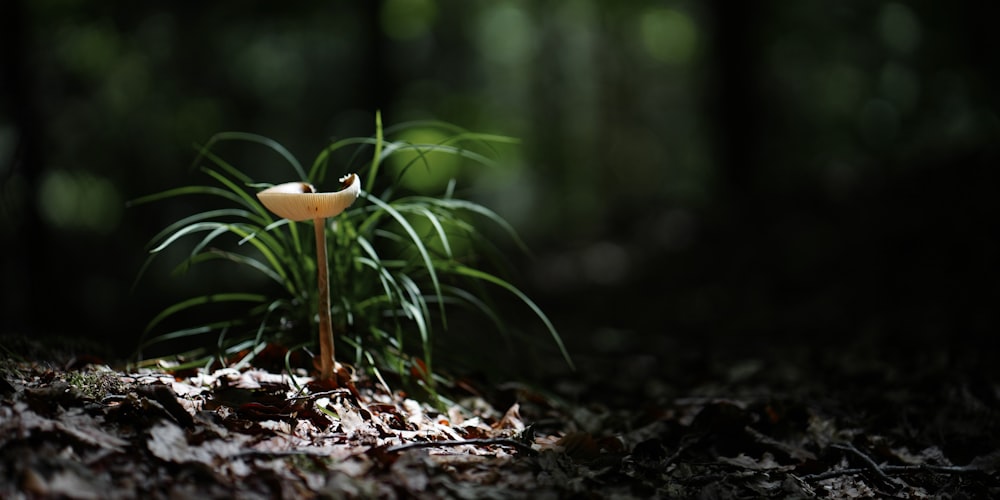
top-left (1, 335), bottom-right (997, 499)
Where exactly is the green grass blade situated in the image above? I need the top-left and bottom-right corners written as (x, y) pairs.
top-left (356, 236), bottom-right (402, 303)
top-left (394, 143), bottom-right (498, 168)
top-left (418, 197), bottom-right (530, 253)
top-left (145, 209), bottom-right (266, 251)
top-left (139, 320), bottom-right (244, 351)
top-left (144, 293), bottom-right (268, 335)
top-left (414, 206), bottom-right (452, 258)
top-left (363, 192), bottom-right (444, 322)
top-left (149, 222), bottom-right (229, 253)
top-left (186, 225), bottom-right (232, 262)
top-left (193, 145), bottom-right (254, 185)
top-left (183, 250), bottom-right (293, 293)
top-left (368, 110), bottom-right (385, 192)
top-left (197, 131), bottom-right (306, 181)
top-left (446, 264), bottom-right (574, 370)
top-left (438, 284), bottom-right (506, 336)
top-left (399, 300), bottom-right (431, 381)
top-left (151, 221), bottom-right (293, 290)
top-left (126, 185), bottom-right (246, 208)
top-left (257, 218), bottom-right (303, 257)
top-left (309, 137), bottom-right (380, 184)
top-left (231, 337), bottom-right (269, 371)
top-left (228, 224), bottom-right (294, 285)
top-left (201, 167), bottom-right (269, 217)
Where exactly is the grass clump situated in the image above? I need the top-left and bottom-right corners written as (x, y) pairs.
top-left (130, 113), bottom-right (571, 397)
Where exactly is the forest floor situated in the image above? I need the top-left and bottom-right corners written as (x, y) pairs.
top-left (1, 335), bottom-right (998, 499)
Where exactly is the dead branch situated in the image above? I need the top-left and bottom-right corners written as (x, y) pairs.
top-left (831, 442), bottom-right (899, 487)
top-left (385, 438), bottom-right (538, 457)
top-left (801, 463), bottom-right (985, 482)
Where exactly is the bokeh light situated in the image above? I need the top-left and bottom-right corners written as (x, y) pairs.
top-left (639, 7), bottom-right (698, 65)
top-left (37, 169), bottom-right (122, 234)
top-left (381, 0), bottom-right (437, 41)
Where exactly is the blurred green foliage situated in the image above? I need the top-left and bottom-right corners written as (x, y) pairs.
top-left (1, 1), bottom-right (997, 373)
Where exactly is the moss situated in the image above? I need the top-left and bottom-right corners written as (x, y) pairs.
top-left (63, 368), bottom-right (130, 401)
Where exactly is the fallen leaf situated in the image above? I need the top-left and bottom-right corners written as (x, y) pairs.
top-left (147, 419), bottom-right (249, 464)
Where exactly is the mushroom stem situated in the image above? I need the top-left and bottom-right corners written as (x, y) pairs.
top-left (256, 174), bottom-right (360, 384)
top-left (313, 216), bottom-right (336, 381)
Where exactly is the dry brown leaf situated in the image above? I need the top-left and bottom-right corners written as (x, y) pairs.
top-left (22, 468), bottom-right (102, 499)
top-left (13, 404), bottom-right (129, 451)
top-left (495, 403), bottom-right (525, 433)
top-left (147, 419), bottom-right (250, 464)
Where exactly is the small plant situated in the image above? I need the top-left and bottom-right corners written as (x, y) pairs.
top-left (130, 113), bottom-right (572, 394)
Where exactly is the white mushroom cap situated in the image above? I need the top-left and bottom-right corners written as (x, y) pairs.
top-left (257, 174), bottom-right (361, 221)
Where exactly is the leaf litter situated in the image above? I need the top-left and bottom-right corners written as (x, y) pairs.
top-left (0, 358), bottom-right (997, 498)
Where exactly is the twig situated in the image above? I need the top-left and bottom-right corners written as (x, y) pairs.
top-left (904, 464), bottom-right (984, 474)
top-left (831, 443), bottom-right (896, 484)
top-left (745, 425), bottom-right (817, 461)
top-left (801, 467), bottom-right (868, 482)
top-left (662, 433), bottom-right (701, 469)
top-left (804, 442), bottom-right (985, 485)
top-left (287, 389), bottom-right (346, 401)
top-left (236, 448), bottom-right (342, 458)
top-left (384, 438), bottom-right (538, 457)
top-left (801, 464), bottom-right (983, 482)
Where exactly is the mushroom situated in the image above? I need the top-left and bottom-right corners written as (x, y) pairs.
top-left (256, 174), bottom-right (361, 382)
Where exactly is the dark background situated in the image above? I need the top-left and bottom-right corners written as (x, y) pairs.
top-left (2, 1), bottom-right (998, 391)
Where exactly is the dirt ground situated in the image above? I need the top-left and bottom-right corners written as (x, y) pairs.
top-left (1, 332), bottom-right (997, 499)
